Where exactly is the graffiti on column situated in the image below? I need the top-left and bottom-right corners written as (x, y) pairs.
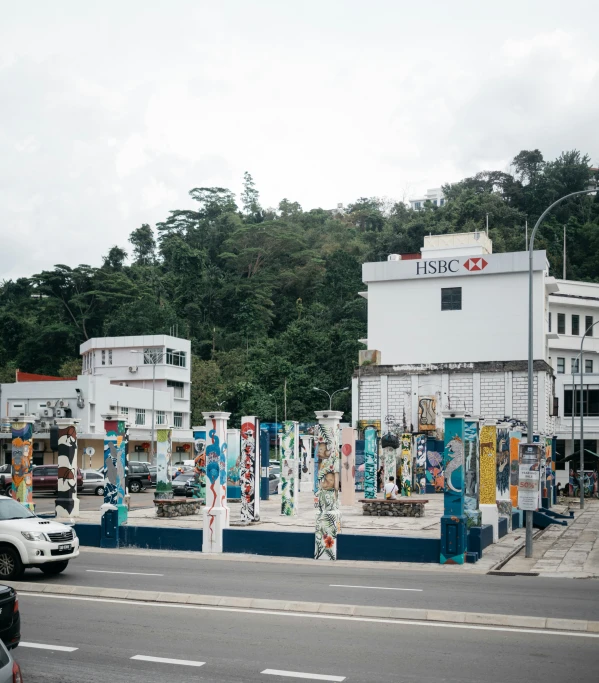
top-left (400, 433), bottom-right (412, 496)
top-left (479, 425), bottom-right (497, 504)
top-left (11, 422), bottom-right (34, 511)
top-left (281, 421), bottom-right (299, 516)
top-left (104, 420), bottom-right (128, 507)
top-left (441, 417), bottom-right (466, 565)
top-left (240, 419), bottom-right (258, 522)
top-left (192, 429), bottom-right (207, 500)
top-left (314, 423), bottom-right (340, 560)
top-left (425, 439), bottom-right (444, 493)
top-left (495, 427), bottom-right (510, 500)
top-left (414, 435), bottom-right (426, 494)
top-left (56, 425), bottom-right (79, 517)
top-left (382, 447), bottom-right (396, 491)
top-left (340, 428), bottom-right (355, 506)
top-left (418, 396), bottom-right (436, 432)
top-left (205, 423), bottom-right (222, 544)
top-left (544, 436), bottom-right (553, 498)
top-left (155, 428), bottom-right (173, 499)
top-left (509, 431), bottom-right (521, 508)
top-left (464, 421), bottom-right (480, 528)
top-left (363, 427), bottom-right (377, 499)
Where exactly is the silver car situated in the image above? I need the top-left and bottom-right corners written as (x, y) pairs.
top-left (0, 637), bottom-right (22, 682)
top-left (81, 469), bottom-right (106, 496)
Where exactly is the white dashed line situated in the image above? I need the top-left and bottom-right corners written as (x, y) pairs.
top-left (330, 584), bottom-right (422, 592)
top-left (262, 669), bottom-right (345, 681)
top-left (131, 655), bottom-right (205, 667)
top-left (20, 642), bottom-right (78, 652)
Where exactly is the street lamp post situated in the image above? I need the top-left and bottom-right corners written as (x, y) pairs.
top-left (313, 386), bottom-right (349, 411)
top-left (579, 320), bottom-right (599, 508)
top-left (527, 189), bottom-right (597, 557)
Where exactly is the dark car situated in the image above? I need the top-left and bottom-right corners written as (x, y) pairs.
top-left (147, 466), bottom-right (157, 486)
top-left (0, 586), bottom-right (20, 651)
top-left (127, 462), bottom-right (152, 493)
top-left (172, 473), bottom-right (196, 497)
top-left (32, 465), bottom-right (84, 494)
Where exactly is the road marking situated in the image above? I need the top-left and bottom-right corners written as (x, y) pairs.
top-left (262, 669), bottom-right (345, 681)
top-left (19, 594), bottom-right (599, 639)
top-left (330, 584), bottom-right (422, 592)
top-left (86, 570), bottom-right (164, 576)
top-left (131, 655), bottom-right (205, 667)
top-left (21, 642), bottom-right (78, 652)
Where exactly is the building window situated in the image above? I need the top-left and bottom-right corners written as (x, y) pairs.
top-left (557, 358), bottom-right (565, 374)
top-left (414, 202), bottom-right (421, 210)
top-left (439, 198), bottom-right (445, 206)
top-left (121, 407), bottom-right (129, 417)
top-left (156, 410), bottom-right (166, 425)
top-left (548, 312), bottom-right (552, 332)
top-left (166, 348), bottom-right (186, 368)
top-left (586, 316), bottom-right (594, 336)
top-left (167, 380), bottom-right (184, 398)
top-left (441, 287), bottom-right (462, 311)
top-left (585, 359), bottom-right (594, 374)
top-left (557, 313), bottom-right (565, 334)
top-left (432, 199), bottom-right (438, 206)
top-left (101, 350), bottom-right (106, 366)
top-left (135, 408), bottom-right (145, 426)
top-left (173, 412), bottom-right (183, 428)
top-left (108, 349), bottom-right (113, 365)
top-left (564, 388), bottom-right (599, 417)
top-left (571, 358), bottom-right (580, 374)
top-left (143, 348), bottom-right (161, 364)
top-left (572, 315), bottom-right (580, 336)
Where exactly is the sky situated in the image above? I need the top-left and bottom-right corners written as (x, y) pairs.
top-left (1, 0), bottom-right (598, 279)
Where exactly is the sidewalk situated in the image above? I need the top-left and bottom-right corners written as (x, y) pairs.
top-left (498, 499), bottom-right (599, 578)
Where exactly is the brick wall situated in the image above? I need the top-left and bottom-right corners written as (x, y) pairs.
top-left (387, 376), bottom-right (412, 424)
top-left (359, 377), bottom-right (381, 421)
top-left (512, 372), bottom-right (538, 430)
top-left (448, 374), bottom-right (473, 413)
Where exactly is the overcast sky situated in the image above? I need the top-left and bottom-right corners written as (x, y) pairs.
top-left (1, 0), bottom-right (597, 279)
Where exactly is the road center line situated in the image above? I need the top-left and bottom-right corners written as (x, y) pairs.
top-left (330, 584), bottom-right (422, 592)
top-left (86, 570), bottom-right (164, 576)
top-left (262, 669), bottom-right (345, 681)
top-left (21, 642), bottom-right (78, 652)
top-left (131, 655), bottom-right (205, 667)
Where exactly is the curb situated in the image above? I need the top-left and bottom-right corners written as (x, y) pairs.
top-left (6, 581), bottom-right (599, 634)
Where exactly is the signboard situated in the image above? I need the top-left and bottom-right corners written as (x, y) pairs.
top-left (517, 443), bottom-right (542, 511)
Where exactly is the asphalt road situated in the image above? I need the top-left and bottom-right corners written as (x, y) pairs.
top-left (17, 547), bottom-right (599, 621)
top-left (14, 593), bottom-right (599, 683)
top-left (32, 489), bottom-right (155, 513)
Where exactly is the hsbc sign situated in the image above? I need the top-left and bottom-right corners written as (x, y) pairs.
top-left (415, 257), bottom-right (489, 276)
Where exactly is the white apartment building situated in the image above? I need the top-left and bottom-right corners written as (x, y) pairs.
top-left (409, 188), bottom-right (446, 210)
top-left (0, 335), bottom-right (193, 469)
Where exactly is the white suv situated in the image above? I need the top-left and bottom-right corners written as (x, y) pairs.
top-left (0, 497), bottom-right (80, 580)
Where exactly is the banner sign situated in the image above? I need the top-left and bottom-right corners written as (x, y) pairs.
top-left (518, 443), bottom-right (542, 511)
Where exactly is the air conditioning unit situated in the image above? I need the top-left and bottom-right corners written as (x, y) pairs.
top-left (55, 409), bottom-right (65, 418)
top-left (43, 409), bottom-right (54, 417)
top-left (9, 405), bottom-right (25, 418)
top-left (46, 401), bottom-right (53, 407)
top-left (33, 441), bottom-right (44, 452)
top-left (58, 400), bottom-right (69, 408)
top-left (39, 421), bottom-right (48, 430)
top-left (129, 366), bottom-right (138, 373)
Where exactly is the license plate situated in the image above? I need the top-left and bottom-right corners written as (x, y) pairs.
top-left (58, 544), bottom-right (71, 552)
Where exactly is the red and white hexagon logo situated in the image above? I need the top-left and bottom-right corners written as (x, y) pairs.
top-left (463, 257), bottom-right (488, 271)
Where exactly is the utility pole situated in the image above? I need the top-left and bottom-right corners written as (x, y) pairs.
top-left (284, 378), bottom-right (287, 422)
top-left (563, 225), bottom-right (567, 280)
top-left (525, 220), bottom-right (528, 250)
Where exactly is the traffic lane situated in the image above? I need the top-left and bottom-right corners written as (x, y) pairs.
top-left (17, 547), bottom-right (599, 621)
top-left (31, 489), bottom-right (155, 513)
top-left (14, 594), bottom-right (599, 683)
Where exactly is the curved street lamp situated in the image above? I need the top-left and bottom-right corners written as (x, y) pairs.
top-left (313, 386), bottom-right (349, 411)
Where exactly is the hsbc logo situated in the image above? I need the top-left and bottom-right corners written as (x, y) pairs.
top-left (463, 257), bottom-right (488, 271)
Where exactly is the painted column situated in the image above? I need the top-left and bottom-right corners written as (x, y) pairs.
top-left (55, 419), bottom-right (80, 518)
top-left (496, 423), bottom-right (512, 530)
top-left (299, 435), bottom-right (313, 492)
top-left (363, 426), bottom-right (377, 499)
top-left (464, 420), bottom-right (481, 528)
top-left (155, 427), bottom-right (173, 500)
top-left (400, 433), bottom-right (412, 496)
top-left (414, 434), bottom-right (427, 494)
top-left (202, 411), bottom-right (230, 553)
top-left (551, 436), bottom-right (557, 504)
top-left (281, 421), bottom-right (299, 516)
top-left (11, 417), bottom-right (35, 511)
top-left (226, 428), bottom-right (241, 499)
top-left (544, 436), bottom-right (553, 508)
top-left (425, 437), bottom-right (444, 493)
top-left (103, 415), bottom-right (129, 525)
top-left (240, 416), bottom-right (260, 522)
top-left (509, 430), bottom-right (522, 527)
top-left (340, 427), bottom-right (356, 506)
top-left (440, 413), bottom-right (467, 564)
top-left (192, 426), bottom-right (207, 500)
top-left (479, 423), bottom-right (498, 541)
top-left (314, 410), bottom-right (343, 561)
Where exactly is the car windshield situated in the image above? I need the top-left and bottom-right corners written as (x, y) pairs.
top-left (0, 497), bottom-right (36, 520)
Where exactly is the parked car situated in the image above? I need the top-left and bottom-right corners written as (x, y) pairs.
top-left (0, 637), bottom-right (22, 683)
top-left (0, 496), bottom-right (80, 579)
top-left (172, 473), bottom-right (196, 497)
top-left (32, 466), bottom-right (83, 494)
top-left (147, 466), bottom-right (157, 486)
top-left (81, 470), bottom-right (106, 496)
top-left (268, 472), bottom-right (280, 495)
top-left (0, 586), bottom-right (19, 651)
top-left (127, 462), bottom-right (151, 493)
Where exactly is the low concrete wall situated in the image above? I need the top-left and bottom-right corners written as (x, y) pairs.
top-left (498, 517), bottom-right (509, 539)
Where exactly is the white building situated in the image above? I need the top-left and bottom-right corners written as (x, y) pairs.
top-left (0, 335), bottom-right (193, 469)
top-left (409, 188), bottom-right (446, 210)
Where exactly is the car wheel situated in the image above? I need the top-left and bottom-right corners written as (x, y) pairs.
top-left (129, 480), bottom-right (141, 493)
top-left (40, 560), bottom-right (69, 576)
top-left (0, 546), bottom-right (24, 580)
top-left (95, 486), bottom-right (105, 496)
top-left (4, 486), bottom-right (11, 497)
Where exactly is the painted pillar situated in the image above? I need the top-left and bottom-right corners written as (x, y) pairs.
top-left (299, 435), bottom-right (314, 492)
top-left (464, 420), bottom-right (481, 528)
top-left (340, 427), bottom-right (356, 506)
top-left (425, 437), bottom-right (444, 493)
top-left (240, 416), bottom-right (260, 522)
top-left (281, 421), bottom-right (299, 516)
top-left (479, 423), bottom-right (498, 541)
top-left (509, 430), bottom-right (522, 528)
top-left (314, 410), bottom-right (343, 561)
top-left (155, 427), bottom-right (173, 500)
top-left (55, 419), bottom-right (80, 518)
top-left (202, 411), bottom-right (230, 553)
top-left (440, 413), bottom-right (467, 564)
top-left (11, 417), bottom-right (35, 511)
top-left (103, 415), bottom-right (129, 524)
top-left (414, 434), bottom-right (427, 494)
top-left (544, 436), bottom-right (553, 508)
top-left (192, 426), bottom-right (207, 500)
top-left (551, 435), bottom-right (557, 504)
top-left (400, 433), bottom-right (412, 496)
top-left (226, 428), bottom-right (241, 499)
top-left (363, 426), bottom-right (377, 499)
top-left (496, 424), bottom-right (512, 530)
top-left (259, 426), bottom-right (270, 500)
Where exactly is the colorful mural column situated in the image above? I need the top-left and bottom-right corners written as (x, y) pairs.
top-left (509, 430), bottom-right (522, 523)
top-left (414, 434), bottom-right (427, 494)
top-left (400, 433), bottom-right (412, 496)
top-left (226, 428), bottom-right (241, 499)
top-left (155, 427), bottom-right (173, 500)
top-left (299, 434), bottom-right (314, 492)
top-left (425, 437), bottom-right (445, 493)
top-left (464, 420), bottom-right (480, 528)
top-left (54, 419), bottom-right (80, 518)
top-left (281, 421), bottom-right (299, 516)
top-left (192, 425), bottom-right (207, 500)
top-left (103, 415), bottom-right (129, 524)
top-left (495, 423), bottom-right (512, 530)
top-left (201, 411), bottom-right (230, 553)
top-left (440, 413), bottom-right (467, 564)
top-left (363, 426), bottom-right (377, 499)
top-left (340, 427), bottom-right (356, 506)
top-left (544, 436), bottom-right (553, 507)
top-left (240, 416), bottom-right (260, 522)
top-left (11, 417), bottom-right (35, 511)
top-left (479, 423), bottom-right (498, 542)
top-left (314, 410), bottom-right (343, 561)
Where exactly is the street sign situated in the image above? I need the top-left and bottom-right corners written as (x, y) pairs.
top-left (518, 443), bottom-right (542, 511)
